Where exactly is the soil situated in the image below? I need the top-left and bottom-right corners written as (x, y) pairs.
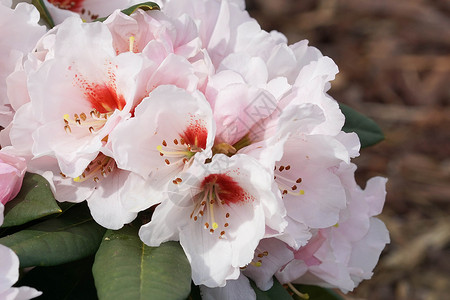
top-left (246, 0), bottom-right (450, 299)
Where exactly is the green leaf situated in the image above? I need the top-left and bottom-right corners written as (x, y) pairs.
top-left (0, 203), bottom-right (105, 268)
top-left (251, 278), bottom-right (293, 300)
top-left (32, 0), bottom-right (55, 28)
top-left (17, 256), bottom-right (98, 300)
top-left (340, 103), bottom-right (384, 148)
top-left (1, 173), bottom-right (61, 228)
top-left (94, 2), bottom-right (160, 22)
top-left (93, 226), bottom-right (191, 300)
top-left (292, 285), bottom-right (344, 300)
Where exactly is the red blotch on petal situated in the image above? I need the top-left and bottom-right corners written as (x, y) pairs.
top-left (74, 72), bottom-right (126, 114)
top-left (48, 0), bottom-right (85, 12)
top-left (201, 174), bottom-right (249, 205)
top-left (84, 83), bottom-right (125, 113)
top-left (183, 119), bottom-right (208, 149)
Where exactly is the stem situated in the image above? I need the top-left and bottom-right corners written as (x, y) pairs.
top-left (287, 282), bottom-right (310, 300)
top-left (232, 134), bottom-right (252, 152)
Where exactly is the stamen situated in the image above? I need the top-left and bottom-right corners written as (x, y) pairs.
top-left (287, 282), bottom-right (309, 300)
top-left (129, 36), bottom-right (135, 52)
top-left (63, 109), bottom-right (111, 134)
top-left (250, 261), bottom-right (262, 267)
top-left (275, 171), bottom-right (305, 196)
top-left (208, 187), bottom-right (219, 230)
top-left (156, 145), bottom-right (192, 158)
top-left (73, 154), bottom-right (115, 183)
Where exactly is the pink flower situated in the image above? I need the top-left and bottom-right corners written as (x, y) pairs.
top-left (276, 163), bottom-right (390, 293)
top-left (0, 244), bottom-right (42, 299)
top-left (8, 15), bottom-right (145, 229)
top-left (139, 154), bottom-right (285, 287)
top-left (7, 9), bottom-right (209, 229)
top-left (0, 0), bottom-right (46, 128)
top-left (0, 149), bottom-right (26, 225)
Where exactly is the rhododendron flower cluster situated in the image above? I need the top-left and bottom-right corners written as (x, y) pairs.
top-left (0, 0), bottom-right (389, 299)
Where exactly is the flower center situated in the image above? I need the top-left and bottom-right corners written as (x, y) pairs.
top-left (157, 122), bottom-right (208, 166)
top-left (78, 80), bottom-right (126, 114)
top-left (63, 109), bottom-right (111, 134)
top-left (72, 153), bottom-right (116, 183)
top-left (274, 164), bottom-right (305, 196)
top-left (189, 174), bottom-right (249, 239)
top-left (63, 69), bottom-right (126, 134)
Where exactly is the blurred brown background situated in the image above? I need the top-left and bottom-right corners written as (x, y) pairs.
top-left (246, 0), bottom-right (450, 299)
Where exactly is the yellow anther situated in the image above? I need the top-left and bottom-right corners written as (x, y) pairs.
top-left (63, 114), bottom-right (70, 121)
top-left (73, 176), bottom-right (82, 182)
top-left (300, 190), bottom-right (305, 195)
top-left (251, 261), bottom-right (262, 267)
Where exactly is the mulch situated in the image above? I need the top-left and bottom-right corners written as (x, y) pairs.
top-left (246, 0), bottom-right (450, 299)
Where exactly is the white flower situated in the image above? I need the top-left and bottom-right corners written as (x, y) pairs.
top-left (8, 16), bottom-right (144, 229)
top-left (139, 154), bottom-right (285, 287)
top-left (277, 163), bottom-right (390, 293)
top-left (109, 85), bottom-right (215, 212)
top-left (0, 0), bottom-right (46, 127)
top-left (0, 244), bottom-right (41, 300)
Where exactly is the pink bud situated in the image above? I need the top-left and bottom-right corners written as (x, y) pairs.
top-left (0, 151), bottom-right (27, 205)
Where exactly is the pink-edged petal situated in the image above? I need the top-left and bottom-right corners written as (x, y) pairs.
top-left (0, 150), bottom-right (27, 206)
top-left (86, 169), bottom-right (137, 229)
top-left (139, 196), bottom-right (189, 247)
top-left (6, 287), bottom-right (42, 300)
top-left (200, 273), bottom-right (256, 300)
top-left (364, 177), bottom-right (388, 217)
top-left (119, 172), bottom-right (163, 213)
top-left (348, 218), bottom-right (390, 285)
top-left (276, 135), bottom-right (347, 229)
top-left (0, 244), bottom-right (18, 293)
top-left (243, 238), bottom-right (294, 291)
top-left (180, 222), bottom-right (239, 287)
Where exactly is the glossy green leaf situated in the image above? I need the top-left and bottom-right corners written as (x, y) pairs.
top-left (251, 278), bottom-right (293, 300)
top-left (0, 203), bottom-right (105, 268)
top-left (292, 285), bottom-right (344, 300)
top-left (1, 173), bottom-right (61, 228)
top-left (93, 226), bottom-right (191, 300)
top-left (340, 103), bottom-right (384, 148)
top-left (94, 1), bottom-right (160, 22)
top-left (31, 0), bottom-right (55, 28)
top-left (18, 256), bottom-right (98, 300)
